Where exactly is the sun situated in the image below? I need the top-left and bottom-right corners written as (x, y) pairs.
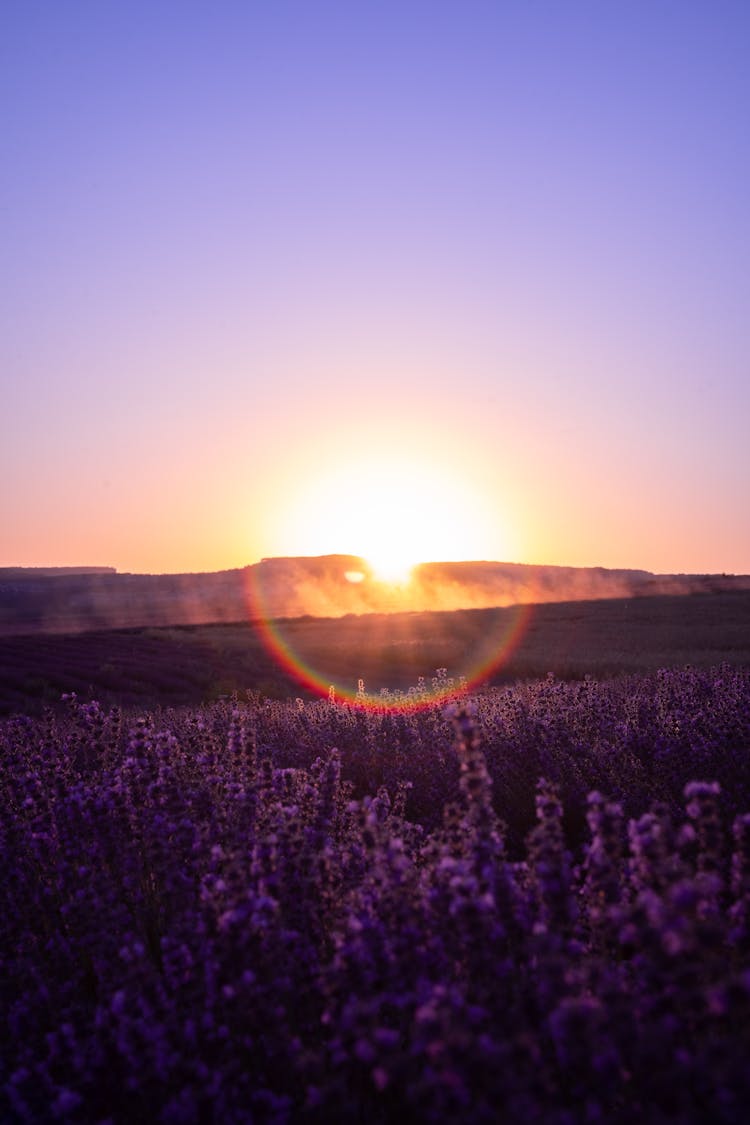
top-left (273, 453), bottom-right (510, 581)
top-left (364, 528), bottom-right (421, 585)
top-left (367, 553), bottom-right (417, 585)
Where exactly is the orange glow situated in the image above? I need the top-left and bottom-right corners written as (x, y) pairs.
top-left (270, 454), bottom-right (516, 572)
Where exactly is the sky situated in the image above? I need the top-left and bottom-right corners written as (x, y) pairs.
top-left (3, 1), bottom-right (749, 576)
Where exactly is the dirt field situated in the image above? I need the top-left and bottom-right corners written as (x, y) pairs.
top-left (2, 589), bottom-right (749, 716)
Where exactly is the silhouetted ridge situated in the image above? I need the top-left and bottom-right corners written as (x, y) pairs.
top-left (1, 556), bottom-right (749, 635)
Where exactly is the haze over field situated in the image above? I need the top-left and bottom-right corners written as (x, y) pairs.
top-left (3, 557), bottom-right (749, 637)
top-left (3, 4), bottom-right (749, 578)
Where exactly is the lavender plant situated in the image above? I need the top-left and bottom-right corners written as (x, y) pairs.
top-left (2, 666), bottom-right (750, 1121)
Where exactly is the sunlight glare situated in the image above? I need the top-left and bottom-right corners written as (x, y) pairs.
top-left (275, 454), bottom-right (509, 579)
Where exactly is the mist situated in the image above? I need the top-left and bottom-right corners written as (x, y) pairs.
top-left (2, 557), bottom-right (749, 636)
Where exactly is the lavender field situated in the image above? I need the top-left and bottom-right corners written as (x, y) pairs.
top-left (4, 665), bottom-right (750, 1122)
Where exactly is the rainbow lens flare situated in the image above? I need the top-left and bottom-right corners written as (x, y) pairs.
top-left (243, 561), bottom-right (533, 711)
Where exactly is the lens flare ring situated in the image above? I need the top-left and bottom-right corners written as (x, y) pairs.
top-left (244, 567), bottom-right (532, 712)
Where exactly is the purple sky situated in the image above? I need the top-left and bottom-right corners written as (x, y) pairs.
top-left (3, 2), bottom-right (749, 575)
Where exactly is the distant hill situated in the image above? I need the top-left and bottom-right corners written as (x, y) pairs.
top-left (0, 566), bottom-right (116, 579)
top-left (1, 556), bottom-right (749, 636)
